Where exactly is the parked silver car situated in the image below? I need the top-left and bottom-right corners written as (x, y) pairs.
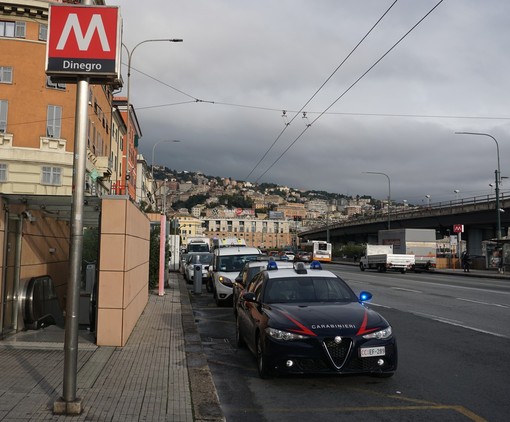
top-left (184, 252), bottom-right (213, 284)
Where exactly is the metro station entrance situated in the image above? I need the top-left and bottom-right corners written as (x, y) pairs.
top-left (1, 214), bottom-right (22, 338)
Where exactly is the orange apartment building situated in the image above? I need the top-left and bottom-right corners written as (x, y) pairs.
top-left (0, 0), bottom-right (141, 200)
top-left (0, 0), bottom-right (151, 345)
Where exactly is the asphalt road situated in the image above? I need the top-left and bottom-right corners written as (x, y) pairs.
top-left (188, 266), bottom-right (510, 422)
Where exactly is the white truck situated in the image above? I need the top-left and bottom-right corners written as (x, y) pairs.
top-left (359, 244), bottom-right (415, 273)
top-left (211, 237), bottom-right (246, 250)
top-left (378, 228), bottom-right (437, 271)
top-left (180, 237), bottom-right (210, 274)
top-left (185, 236), bottom-right (210, 253)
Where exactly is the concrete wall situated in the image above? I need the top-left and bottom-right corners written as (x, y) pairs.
top-left (96, 197), bottom-right (150, 346)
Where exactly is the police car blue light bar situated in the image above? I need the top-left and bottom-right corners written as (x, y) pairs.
top-left (310, 261), bottom-right (322, 270)
top-left (267, 261), bottom-right (278, 270)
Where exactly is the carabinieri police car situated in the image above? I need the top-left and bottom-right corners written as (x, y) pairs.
top-left (235, 261), bottom-right (398, 379)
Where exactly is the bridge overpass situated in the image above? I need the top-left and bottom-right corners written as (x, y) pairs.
top-left (300, 191), bottom-right (510, 255)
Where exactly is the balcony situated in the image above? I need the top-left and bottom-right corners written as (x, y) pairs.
top-left (95, 156), bottom-right (113, 179)
top-left (87, 148), bottom-right (113, 179)
top-left (40, 136), bottom-right (66, 152)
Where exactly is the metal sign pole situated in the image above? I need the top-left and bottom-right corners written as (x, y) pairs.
top-left (54, 76), bottom-right (88, 416)
top-left (54, 0), bottom-right (92, 414)
top-left (49, 0), bottom-right (120, 414)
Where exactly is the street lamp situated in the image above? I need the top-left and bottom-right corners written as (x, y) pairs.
top-left (122, 38), bottom-right (183, 198)
top-left (454, 189), bottom-right (460, 202)
top-left (425, 194), bottom-right (431, 208)
top-left (364, 171), bottom-right (391, 229)
top-left (151, 140), bottom-right (181, 178)
top-left (455, 131), bottom-right (502, 240)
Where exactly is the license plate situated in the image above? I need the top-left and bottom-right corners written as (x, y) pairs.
top-left (360, 346), bottom-right (385, 357)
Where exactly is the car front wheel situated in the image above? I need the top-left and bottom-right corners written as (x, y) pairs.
top-left (257, 334), bottom-right (271, 379)
top-left (235, 318), bottom-right (245, 348)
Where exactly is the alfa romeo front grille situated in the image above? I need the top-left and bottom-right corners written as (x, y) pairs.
top-left (322, 337), bottom-right (352, 368)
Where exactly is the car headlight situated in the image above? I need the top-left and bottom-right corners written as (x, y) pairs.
top-left (266, 327), bottom-right (309, 341)
top-left (218, 275), bottom-right (233, 287)
top-left (362, 326), bottom-right (392, 340)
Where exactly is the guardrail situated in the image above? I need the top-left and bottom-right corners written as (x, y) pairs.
top-left (306, 190), bottom-right (510, 232)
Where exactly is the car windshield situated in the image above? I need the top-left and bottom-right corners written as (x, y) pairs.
top-left (219, 255), bottom-right (260, 272)
top-left (264, 277), bottom-right (357, 304)
top-left (188, 244), bottom-right (209, 253)
top-left (190, 254), bottom-right (212, 264)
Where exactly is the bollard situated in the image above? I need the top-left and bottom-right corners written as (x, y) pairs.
top-left (193, 264), bottom-right (202, 294)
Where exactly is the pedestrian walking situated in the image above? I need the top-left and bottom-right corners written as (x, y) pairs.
top-left (461, 251), bottom-right (471, 272)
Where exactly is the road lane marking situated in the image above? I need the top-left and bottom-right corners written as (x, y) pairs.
top-left (456, 297), bottom-right (509, 308)
top-left (370, 306), bottom-right (510, 339)
top-left (391, 287), bottom-right (422, 293)
top-left (412, 311), bottom-right (508, 339)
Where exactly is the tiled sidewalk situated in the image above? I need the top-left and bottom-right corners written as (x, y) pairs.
top-left (0, 273), bottom-right (224, 421)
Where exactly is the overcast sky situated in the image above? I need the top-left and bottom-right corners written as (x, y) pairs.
top-left (108, 0), bottom-right (510, 205)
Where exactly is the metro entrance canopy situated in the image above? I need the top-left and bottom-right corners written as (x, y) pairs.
top-left (2, 194), bottom-right (102, 227)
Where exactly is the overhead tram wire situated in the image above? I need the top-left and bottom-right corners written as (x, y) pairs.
top-left (254, 0), bottom-right (445, 184)
top-left (136, 101), bottom-right (198, 111)
top-left (122, 62), bottom-right (212, 103)
top-left (5, 106), bottom-right (508, 132)
top-left (244, 0), bottom-right (399, 181)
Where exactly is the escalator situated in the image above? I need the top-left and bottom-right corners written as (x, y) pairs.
top-left (21, 275), bottom-right (64, 330)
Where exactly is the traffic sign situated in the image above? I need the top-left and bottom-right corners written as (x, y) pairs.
top-left (46, 5), bottom-right (121, 81)
top-left (453, 224), bottom-right (464, 233)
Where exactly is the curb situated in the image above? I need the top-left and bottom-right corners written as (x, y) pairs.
top-left (178, 274), bottom-right (226, 422)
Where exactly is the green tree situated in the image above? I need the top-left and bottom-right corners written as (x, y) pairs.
top-left (83, 227), bottom-right (99, 263)
top-left (217, 194), bottom-right (253, 209)
top-left (149, 227), bottom-right (161, 290)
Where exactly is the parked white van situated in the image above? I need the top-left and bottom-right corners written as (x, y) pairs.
top-left (209, 245), bottom-right (262, 306)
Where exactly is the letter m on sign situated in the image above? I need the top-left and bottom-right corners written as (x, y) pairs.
top-left (46, 5), bottom-right (121, 79)
top-left (56, 14), bottom-right (111, 52)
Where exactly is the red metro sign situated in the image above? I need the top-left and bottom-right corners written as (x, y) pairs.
top-left (46, 5), bottom-right (121, 80)
top-left (453, 224), bottom-right (464, 233)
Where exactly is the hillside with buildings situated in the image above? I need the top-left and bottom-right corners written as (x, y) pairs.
top-left (150, 166), bottom-right (411, 250)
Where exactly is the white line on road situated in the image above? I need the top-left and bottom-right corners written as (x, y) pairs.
top-left (432, 318), bottom-right (508, 339)
top-left (413, 311), bottom-right (508, 339)
top-left (390, 287), bottom-right (422, 293)
top-left (371, 306), bottom-right (509, 339)
top-left (456, 297), bottom-right (509, 308)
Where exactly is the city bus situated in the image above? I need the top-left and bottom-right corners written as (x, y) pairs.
top-left (301, 240), bottom-right (332, 262)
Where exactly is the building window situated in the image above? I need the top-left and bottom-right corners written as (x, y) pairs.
top-left (39, 23), bottom-right (47, 41)
top-left (46, 76), bottom-right (66, 90)
top-left (0, 99), bottom-right (7, 133)
top-left (0, 21), bottom-right (25, 38)
top-left (0, 163), bottom-right (7, 182)
top-left (42, 166), bottom-right (62, 186)
top-left (0, 67), bottom-right (12, 84)
top-left (46, 105), bottom-right (62, 138)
